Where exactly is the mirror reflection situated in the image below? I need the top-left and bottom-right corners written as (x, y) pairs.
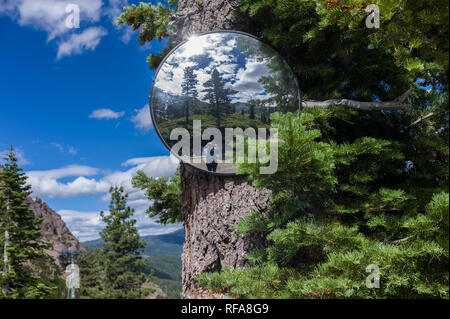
top-left (150, 31), bottom-right (300, 174)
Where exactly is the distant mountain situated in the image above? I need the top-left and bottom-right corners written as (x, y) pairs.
top-left (83, 228), bottom-right (184, 256)
top-left (82, 228), bottom-right (184, 298)
top-left (152, 86), bottom-right (259, 117)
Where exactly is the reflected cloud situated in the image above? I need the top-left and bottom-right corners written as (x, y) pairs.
top-left (150, 31), bottom-right (300, 175)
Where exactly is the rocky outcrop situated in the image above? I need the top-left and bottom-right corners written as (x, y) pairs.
top-left (142, 281), bottom-right (168, 299)
top-left (26, 197), bottom-right (81, 267)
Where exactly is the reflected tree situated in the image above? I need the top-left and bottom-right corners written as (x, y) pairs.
top-left (181, 66), bottom-right (199, 123)
top-left (258, 56), bottom-right (299, 112)
top-left (202, 69), bottom-right (237, 127)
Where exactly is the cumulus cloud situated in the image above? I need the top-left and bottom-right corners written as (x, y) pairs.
top-left (155, 33), bottom-right (237, 98)
top-left (56, 26), bottom-right (107, 59)
top-left (131, 105), bottom-right (153, 131)
top-left (58, 209), bottom-right (104, 241)
top-left (26, 165), bottom-right (108, 198)
top-left (0, 0), bottom-right (129, 59)
top-left (11, 0), bottom-right (102, 40)
top-left (30, 155), bottom-right (180, 241)
top-left (89, 108), bottom-right (125, 120)
top-left (58, 207), bottom-right (182, 241)
top-left (231, 57), bottom-right (273, 103)
top-left (26, 156), bottom-right (178, 199)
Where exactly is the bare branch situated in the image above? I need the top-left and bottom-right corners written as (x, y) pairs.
top-left (394, 88), bottom-right (415, 103)
top-left (392, 236), bottom-right (414, 245)
top-left (410, 111), bottom-right (440, 127)
top-left (302, 88), bottom-right (414, 111)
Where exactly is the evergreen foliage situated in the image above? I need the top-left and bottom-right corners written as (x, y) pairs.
top-left (132, 169), bottom-right (182, 224)
top-left (181, 66), bottom-right (199, 123)
top-left (76, 248), bottom-right (103, 299)
top-left (0, 147), bottom-right (54, 298)
top-left (197, 111), bottom-right (449, 298)
top-left (117, 2), bottom-right (176, 69)
top-left (202, 69), bottom-right (239, 127)
top-left (99, 187), bottom-right (151, 298)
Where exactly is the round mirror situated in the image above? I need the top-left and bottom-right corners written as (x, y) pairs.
top-left (150, 31), bottom-right (301, 175)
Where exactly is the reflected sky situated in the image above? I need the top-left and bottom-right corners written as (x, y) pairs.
top-left (150, 31), bottom-right (300, 175)
top-left (154, 33), bottom-right (276, 104)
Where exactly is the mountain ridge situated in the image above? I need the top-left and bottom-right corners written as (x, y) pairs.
top-left (82, 228), bottom-right (184, 256)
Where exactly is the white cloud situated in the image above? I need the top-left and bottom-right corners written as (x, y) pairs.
top-left (57, 209), bottom-right (104, 241)
top-left (29, 155), bottom-right (180, 241)
top-left (26, 156), bottom-right (178, 199)
top-left (89, 108), bottom-right (125, 120)
top-left (50, 142), bottom-right (78, 155)
top-left (231, 57), bottom-right (273, 103)
top-left (58, 208), bottom-right (182, 241)
top-left (27, 164), bottom-right (100, 180)
top-left (153, 33), bottom-right (244, 100)
top-left (0, 0), bottom-right (126, 59)
top-left (17, 0), bottom-right (102, 38)
top-left (0, 148), bottom-right (31, 166)
top-left (27, 156), bottom-right (179, 240)
top-left (131, 104), bottom-right (153, 131)
top-left (57, 26), bottom-right (107, 59)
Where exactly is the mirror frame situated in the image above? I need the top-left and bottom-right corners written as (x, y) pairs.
top-left (149, 30), bottom-right (302, 176)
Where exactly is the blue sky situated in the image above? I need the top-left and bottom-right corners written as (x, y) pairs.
top-left (0, 0), bottom-right (182, 241)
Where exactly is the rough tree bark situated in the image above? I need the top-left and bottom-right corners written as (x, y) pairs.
top-left (170, 0), bottom-right (251, 43)
top-left (171, 0), bottom-right (271, 299)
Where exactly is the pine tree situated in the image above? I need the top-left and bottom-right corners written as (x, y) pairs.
top-left (76, 248), bottom-right (103, 299)
top-left (249, 103), bottom-right (255, 120)
top-left (181, 66), bottom-right (199, 123)
top-left (202, 68), bottom-right (238, 127)
top-left (99, 187), bottom-right (149, 299)
top-left (0, 147), bottom-right (54, 298)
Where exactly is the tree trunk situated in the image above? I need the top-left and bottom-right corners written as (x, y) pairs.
top-left (180, 164), bottom-right (270, 298)
top-left (3, 230), bottom-right (8, 274)
top-left (172, 0), bottom-right (270, 299)
top-left (2, 201), bottom-right (10, 294)
top-left (171, 0), bottom-right (251, 44)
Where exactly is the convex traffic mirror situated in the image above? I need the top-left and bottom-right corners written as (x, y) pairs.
top-left (150, 31), bottom-right (301, 175)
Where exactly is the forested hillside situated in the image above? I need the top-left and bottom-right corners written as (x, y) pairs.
top-left (83, 229), bottom-right (184, 298)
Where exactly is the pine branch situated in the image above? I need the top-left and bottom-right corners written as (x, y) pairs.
top-left (302, 88), bottom-right (414, 111)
